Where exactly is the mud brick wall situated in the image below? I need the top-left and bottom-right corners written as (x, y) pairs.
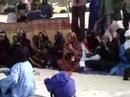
top-left (0, 18), bottom-right (71, 43)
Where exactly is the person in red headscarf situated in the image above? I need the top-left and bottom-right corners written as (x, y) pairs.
top-left (57, 32), bottom-right (82, 72)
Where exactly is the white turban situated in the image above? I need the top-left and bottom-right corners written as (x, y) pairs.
top-left (124, 30), bottom-right (130, 37)
top-left (124, 30), bottom-right (130, 49)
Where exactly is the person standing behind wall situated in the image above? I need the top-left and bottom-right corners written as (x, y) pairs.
top-left (71, 0), bottom-right (86, 42)
top-left (40, 0), bottom-right (53, 19)
top-left (122, 0), bottom-right (130, 30)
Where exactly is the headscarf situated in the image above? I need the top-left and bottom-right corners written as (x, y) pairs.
top-left (104, 21), bottom-right (119, 42)
top-left (66, 32), bottom-right (78, 44)
top-left (54, 31), bottom-right (64, 44)
top-left (64, 32), bottom-right (82, 62)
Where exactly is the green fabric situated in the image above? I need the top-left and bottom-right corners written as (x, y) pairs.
top-left (98, 0), bottom-right (123, 21)
top-left (111, 0), bottom-right (123, 11)
top-left (7, 0), bottom-right (18, 6)
top-left (104, 0), bottom-right (113, 15)
top-left (111, 0), bottom-right (123, 20)
top-left (98, 0), bottom-right (113, 17)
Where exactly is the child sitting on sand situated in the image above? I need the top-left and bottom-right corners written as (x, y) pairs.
top-left (0, 44), bottom-right (35, 97)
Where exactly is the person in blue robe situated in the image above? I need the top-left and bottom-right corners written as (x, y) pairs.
top-left (0, 44), bottom-right (36, 97)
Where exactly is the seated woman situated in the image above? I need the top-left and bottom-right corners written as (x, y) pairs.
top-left (110, 30), bottom-right (130, 75)
top-left (44, 71), bottom-right (76, 97)
top-left (0, 31), bottom-right (11, 67)
top-left (16, 30), bottom-right (33, 55)
top-left (58, 32), bottom-right (82, 72)
top-left (53, 31), bottom-right (65, 59)
top-left (0, 45), bottom-right (35, 97)
top-left (50, 31), bottom-right (65, 68)
top-left (57, 53), bottom-right (76, 71)
top-left (30, 31), bottom-right (53, 68)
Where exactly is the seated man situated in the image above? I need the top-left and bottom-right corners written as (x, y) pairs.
top-left (27, 3), bottom-right (45, 21)
top-left (40, 0), bottom-right (53, 19)
top-left (110, 30), bottom-right (130, 75)
top-left (27, 10), bottom-right (43, 21)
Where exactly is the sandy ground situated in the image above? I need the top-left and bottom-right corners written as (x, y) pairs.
top-left (33, 68), bottom-right (130, 97)
top-left (0, 68), bottom-right (130, 97)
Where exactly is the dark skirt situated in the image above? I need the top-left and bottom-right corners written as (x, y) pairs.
top-left (85, 59), bottom-right (116, 71)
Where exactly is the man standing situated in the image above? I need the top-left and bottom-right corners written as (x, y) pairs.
top-left (88, 0), bottom-right (100, 33)
top-left (71, 0), bottom-right (86, 42)
top-left (123, 0), bottom-right (130, 30)
top-left (94, 0), bottom-right (120, 35)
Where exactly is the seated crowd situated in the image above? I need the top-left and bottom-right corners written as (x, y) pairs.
top-left (0, 30), bottom-right (76, 97)
top-left (6, 0), bottom-right (53, 23)
top-left (0, 22), bottom-right (130, 76)
top-left (0, 21), bottom-right (130, 97)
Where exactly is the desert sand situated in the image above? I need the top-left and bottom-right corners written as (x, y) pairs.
top-left (33, 68), bottom-right (130, 97)
top-left (0, 68), bottom-right (130, 97)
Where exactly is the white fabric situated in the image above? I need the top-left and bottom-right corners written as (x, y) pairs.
top-left (85, 54), bottom-right (101, 61)
top-left (7, 13), bottom-right (17, 23)
top-left (0, 73), bottom-right (6, 80)
top-left (80, 43), bottom-right (89, 61)
top-left (80, 43), bottom-right (89, 67)
top-left (124, 39), bottom-right (130, 50)
top-left (104, 30), bottom-right (117, 42)
top-left (79, 61), bottom-right (85, 67)
top-left (124, 30), bottom-right (130, 49)
top-left (124, 30), bottom-right (130, 37)
top-left (110, 21), bottom-right (119, 32)
top-left (79, 43), bottom-right (101, 67)
top-left (104, 21), bottom-right (118, 42)
top-left (22, 0), bottom-right (29, 4)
